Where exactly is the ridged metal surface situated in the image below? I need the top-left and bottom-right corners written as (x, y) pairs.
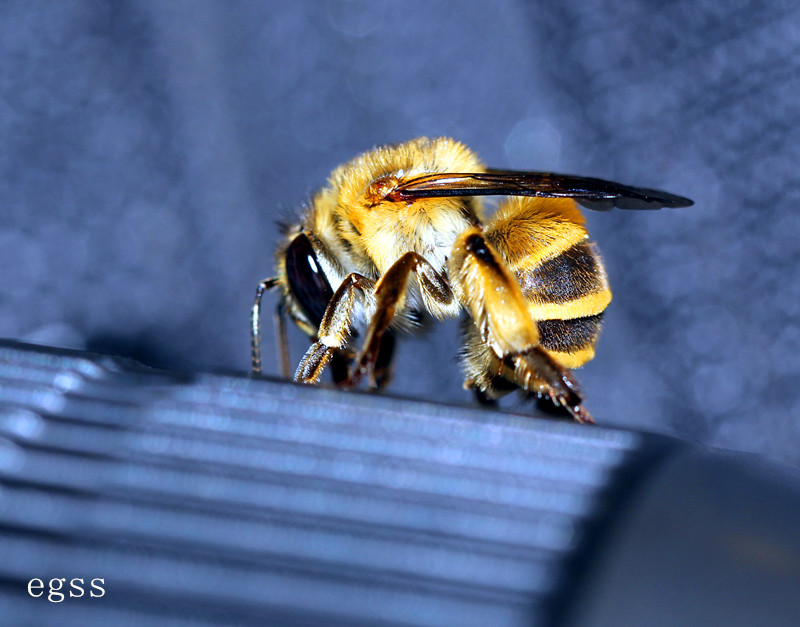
top-left (0, 340), bottom-right (643, 626)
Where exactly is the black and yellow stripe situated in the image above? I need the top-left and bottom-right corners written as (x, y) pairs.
top-left (516, 240), bottom-right (610, 368)
top-left (485, 197), bottom-right (612, 369)
top-left (536, 313), bottom-right (605, 368)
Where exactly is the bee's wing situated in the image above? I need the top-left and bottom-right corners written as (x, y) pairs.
top-left (389, 170), bottom-right (693, 210)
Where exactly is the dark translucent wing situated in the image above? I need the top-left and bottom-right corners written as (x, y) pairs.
top-left (388, 170), bottom-right (693, 210)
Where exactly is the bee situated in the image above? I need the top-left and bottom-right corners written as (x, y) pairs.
top-left (251, 137), bottom-right (692, 423)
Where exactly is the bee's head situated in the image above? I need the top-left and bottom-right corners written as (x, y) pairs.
top-left (281, 231), bottom-right (335, 336)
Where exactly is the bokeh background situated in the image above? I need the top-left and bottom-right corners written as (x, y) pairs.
top-left (2, 1), bottom-right (799, 465)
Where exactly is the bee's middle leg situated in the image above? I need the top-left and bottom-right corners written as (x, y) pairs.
top-left (329, 331), bottom-right (396, 389)
top-left (350, 252), bottom-right (453, 386)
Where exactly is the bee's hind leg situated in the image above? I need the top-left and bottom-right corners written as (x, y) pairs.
top-left (460, 321), bottom-right (592, 423)
top-left (450, 228), bottom-right (593, 423)
top-left (502, 347), bottom-right (594, 424)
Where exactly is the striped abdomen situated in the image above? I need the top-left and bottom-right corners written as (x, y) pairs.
top-left (484, 197), bottom-right (612, 369)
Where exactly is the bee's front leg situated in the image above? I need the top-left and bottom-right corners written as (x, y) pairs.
top-left (294, 273), bottom-right (374, 384)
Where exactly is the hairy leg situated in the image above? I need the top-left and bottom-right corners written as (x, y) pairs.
top-left (294, 273), bottom-right (374, 384)
top-left (450, 228), bottom-right (593, 423)
top-left (349, 252), bottom-right (454, 386)
top-left (329, 331), bottom-right (395, 389)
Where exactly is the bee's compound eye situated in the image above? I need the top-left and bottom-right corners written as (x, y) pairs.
top-left (285, 233), bottom-right (334, 329)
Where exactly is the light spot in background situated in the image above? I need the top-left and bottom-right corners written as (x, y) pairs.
top-left (0, 437), bottom-right (24, 472)
top-left (640, 241), bottom-right (704, 303)
top-left (682, 305), bottom-right (743, 361)
top-left (613, 83), bottom-right (654, 128)
top-left (503, 118), bottom-right (562, 170)
top-left (326, 0), bottom-right (387, 38)
top-left (0, 408), bottom-right (45, 440)
top-left (691, 362), bottom-right (746, 418)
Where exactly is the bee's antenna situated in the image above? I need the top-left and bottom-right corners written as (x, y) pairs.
top-left (251, 278), bottom-right (284, 375)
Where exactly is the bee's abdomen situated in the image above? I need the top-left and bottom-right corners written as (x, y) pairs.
top-left (515, 239), bottom-right (611, 368)
top-left (537, 313), bottom-right (604, 368)
top-left (516, 239), bottom-right (612, 324)
top-left (537, 313), bottom-right (604, 351)
top-left (483, 197), bottom-right (611, 368)
top-left (519, 240), bottom-right (603, 302)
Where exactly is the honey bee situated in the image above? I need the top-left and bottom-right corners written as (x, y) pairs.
top-left (251, 137), bottom-right (692, 423)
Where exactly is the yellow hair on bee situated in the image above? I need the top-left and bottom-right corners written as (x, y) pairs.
top-left (330, 137), bottom-right (484, 211)
top-left (310, 138), bottom-right (486, 277)
top-left (482, 195), bottom-right (610, 366)
top-left (527, 291), bottom-right (611, 322)
top-left (485, 196), bottom-right (588, 269)
top-left (449, 227), bottom-right (540, 357)
top-left (544, 346), bottom-right (596, 370)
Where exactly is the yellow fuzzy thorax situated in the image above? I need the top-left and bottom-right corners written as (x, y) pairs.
top-left (309, 138), bottom-right (486, 273)
top-left (330, 137), bottom-right (485, 208)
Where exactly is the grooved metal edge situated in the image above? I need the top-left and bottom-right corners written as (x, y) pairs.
top-left (0, 339), bottom-right (651, 627)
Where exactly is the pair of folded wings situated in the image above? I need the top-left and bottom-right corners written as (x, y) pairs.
top-left (387, 170), bottom-right (694, 210)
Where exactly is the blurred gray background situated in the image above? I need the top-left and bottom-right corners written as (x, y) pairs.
top-left (2, 1), bottom-right (799, 465)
